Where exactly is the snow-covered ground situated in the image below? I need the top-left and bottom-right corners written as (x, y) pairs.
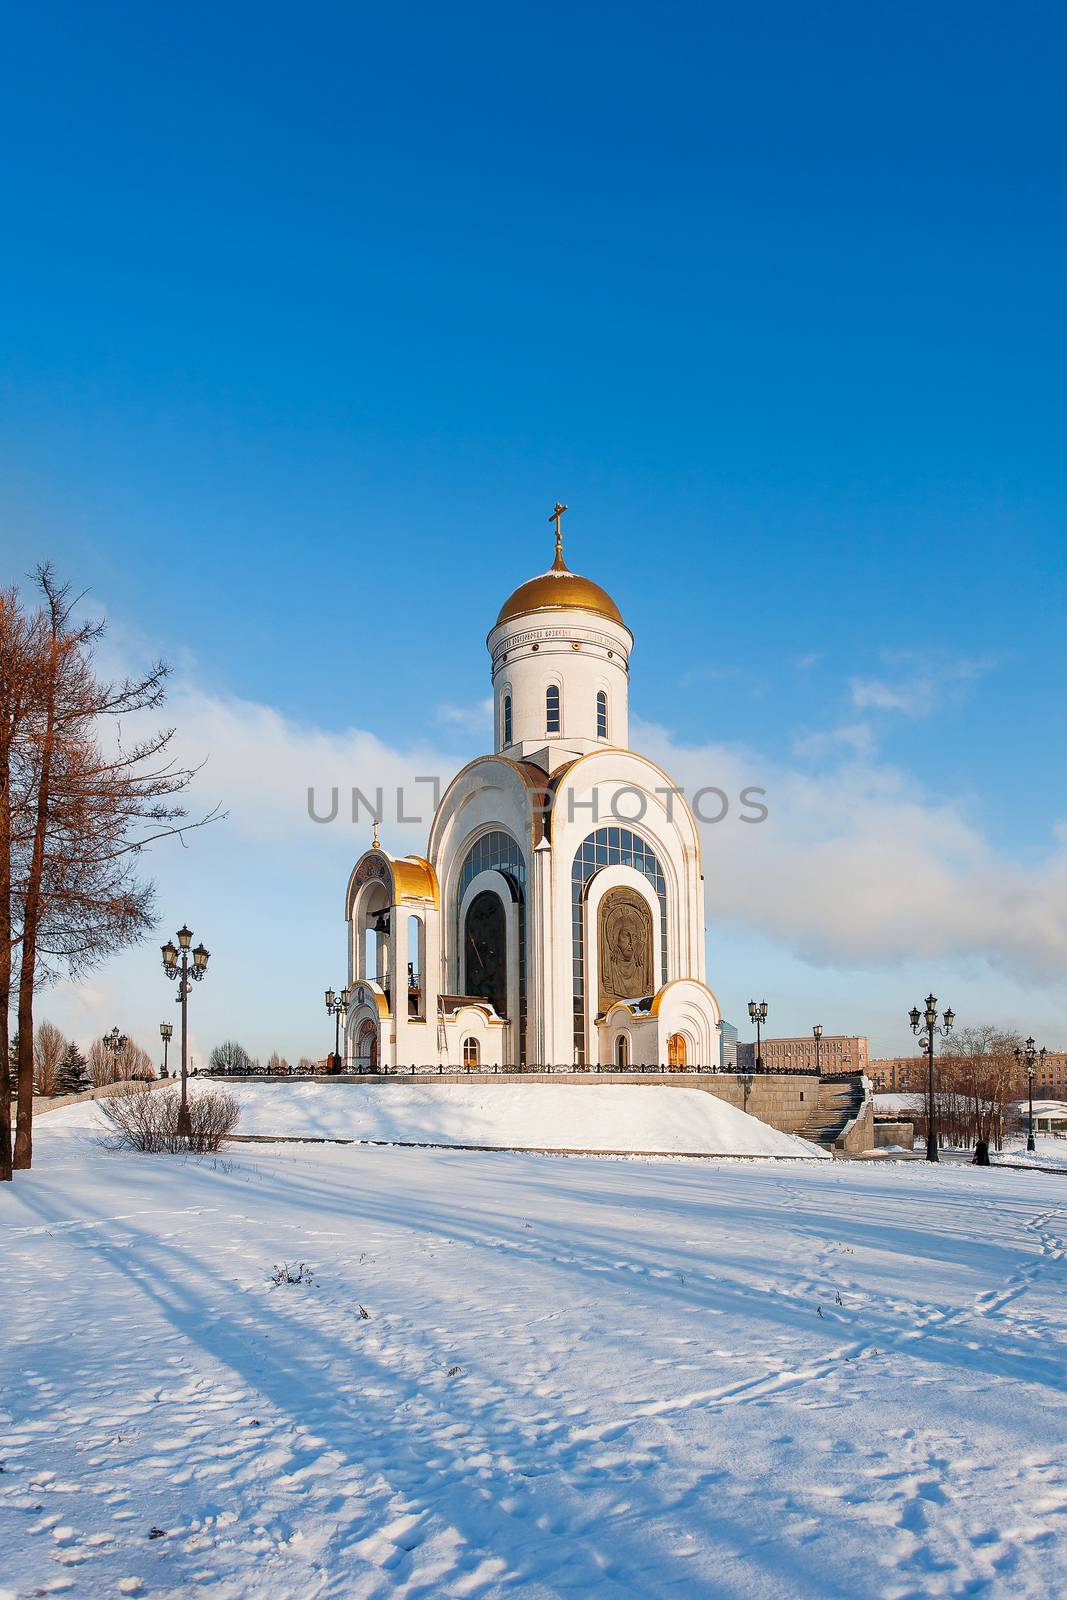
top-left (993, 1135), bottom-right (1067, 1171)
top-left (3, 1118), bottom-right (1066, 1599)
top-left (56, 1079), bottom-right (829, 1159)
top-left (873, 1092), bottom-right (924, 1115)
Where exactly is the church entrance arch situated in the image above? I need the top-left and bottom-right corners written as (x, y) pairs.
top-left (667, 1032), bottom-right (687, 1068)
top-left (355, 1019), bottom-right (378, 1072)
top-left (464, 890), bottom-right (508, 1020)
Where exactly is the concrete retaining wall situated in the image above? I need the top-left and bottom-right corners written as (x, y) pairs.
top-left (29, 1078), bottom-right (165, 1119)
top-left (874, 1120), bottom-right (915, 1150)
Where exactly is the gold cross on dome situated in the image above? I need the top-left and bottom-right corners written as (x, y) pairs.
top-left (549, 501), bottom-right (568, 566)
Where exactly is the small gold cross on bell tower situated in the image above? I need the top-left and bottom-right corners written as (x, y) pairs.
top-left (549, 501), bottom-right (568, 569)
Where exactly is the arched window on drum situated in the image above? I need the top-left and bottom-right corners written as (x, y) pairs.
top-left (546, 684), bottom-right (561, 734)
top-left (502, 695), bottom-right (512, 746)
top-left (596, 690), bottom-right (608, 740)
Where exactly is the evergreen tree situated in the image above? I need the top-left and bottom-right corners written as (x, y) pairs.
top-left (55, 1042), bottom-right (90, 1097)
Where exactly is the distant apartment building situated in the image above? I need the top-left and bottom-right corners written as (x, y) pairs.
top-left (868, 1056), bottom-right (922, 1092)
top-left (720, 1020), bottom-right (739, 1071)
top-left (869, 1050), bottom-right (1067, 1097)
top-left (1032, 1050), bottom-right (1067, 1097)
top-left (737, 1035), bottom-right (869, 1074)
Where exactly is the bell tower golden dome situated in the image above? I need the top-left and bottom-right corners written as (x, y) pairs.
top-left (496, 503), bottom-right (624, 627)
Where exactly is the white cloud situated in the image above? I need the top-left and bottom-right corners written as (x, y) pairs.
top-left (850, 675), bottom-right (938, 716)
top-left (435, 697), bottom-right (494, 734)
top-left (130, 680), bottom-right (1067, 986)
top-left (632, 716), bottom-right (1067, 984)
top-left (792, 722), bottom-right (877, 760)
top-left (36, 637), bottom-right (1065, 1062)
top-left (849, 653), bottom-right (998, 719)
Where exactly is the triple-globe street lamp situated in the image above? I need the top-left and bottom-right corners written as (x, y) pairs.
top-left (102, 1026), bottom-right (128, 1080)
top-left (1014, 1036), bottom-right (1046, 1154)
top-left (161, 924), bottom-right (210, 1135)
top-left (909, 993), bottom-right (954, 1163)
top-left (748, 999), bottom-right (768, 1072)
top-left (325, 985), bottom-right (352, 1072)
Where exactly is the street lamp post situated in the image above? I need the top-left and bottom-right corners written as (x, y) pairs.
top-left (102, 1026), bottom-right (128, 1081)
top-left (909, 993), bottom-right (954, 1163)
top-left (1013, 1037), bottom-right (1045, 1153)
top-left (162, 924), bottom-right (211, 1136)
top-left (160, 1021), bottom-right (173, 1078)
top-left (747, 999), bottom-right (768, 1071)
top-left (325, 986), bottom-right (351, 1072)
top-left (813, 1024), bottom-right (823, 1077)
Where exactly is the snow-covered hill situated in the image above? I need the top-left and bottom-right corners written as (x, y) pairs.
top-left (189, 1078), bottom-right (828, 1158)
top-left (49, 1078), bottom-right (828, 1158)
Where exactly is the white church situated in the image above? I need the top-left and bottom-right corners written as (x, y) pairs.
top-left (343, 508), bottom-right (723, 1071)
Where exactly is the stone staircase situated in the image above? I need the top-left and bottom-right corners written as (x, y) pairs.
top-left (799, 1073), bottom-right (870, 1152)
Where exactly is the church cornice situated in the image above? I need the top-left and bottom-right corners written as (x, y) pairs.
top-left (489, 620), bottom-right (631, 673)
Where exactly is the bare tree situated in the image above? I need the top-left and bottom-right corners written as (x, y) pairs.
top-left (208, 1040), bottom-right (254, 1075)
top-left (267, 1051), bottom-right (289, 1076)
top-left (916, 1026), bottom-right (1023, 1154)
top-left (3, 566), bottom-right (222, 1175)
top-left (32, 1019), bottom-right (68, 1096)
top-left (0, 587), bottom-right (40, 1178)
top-left (86, 1038), bottom-right (113, 1088)
top-left (120, 1038), bottom-right (155, 1082)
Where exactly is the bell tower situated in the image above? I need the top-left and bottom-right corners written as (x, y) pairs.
top-left (487, 507), bottom-right (633, 771)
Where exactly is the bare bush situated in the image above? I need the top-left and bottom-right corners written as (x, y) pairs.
top-left (270, 1261), bottom-right (315, 1286)
top-left (98, 1084), bottom-right (240, 1153)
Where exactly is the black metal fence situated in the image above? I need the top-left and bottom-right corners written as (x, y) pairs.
top-left (204, 1061), bottom-right (826, 1080)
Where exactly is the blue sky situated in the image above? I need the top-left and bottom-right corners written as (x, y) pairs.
top-left (1, 2), bottom-right (1065, 1063)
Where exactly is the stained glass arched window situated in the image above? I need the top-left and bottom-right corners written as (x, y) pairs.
top-left (457, 830), bottom-right (527, 1064)
top-left (571, 827), bottom-right (667, 1064)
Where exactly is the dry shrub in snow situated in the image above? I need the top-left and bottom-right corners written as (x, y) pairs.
top-left (98, 1084), bottom-right (240, 1153)
top-left (270, 1261), bottom-right (315, 1286)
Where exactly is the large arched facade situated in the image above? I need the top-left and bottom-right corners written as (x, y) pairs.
top-left (340, 518), bottom-right (722, 1071)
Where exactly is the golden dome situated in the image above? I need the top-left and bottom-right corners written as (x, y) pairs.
top-left (496, 519), bottom-right (624, 627)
